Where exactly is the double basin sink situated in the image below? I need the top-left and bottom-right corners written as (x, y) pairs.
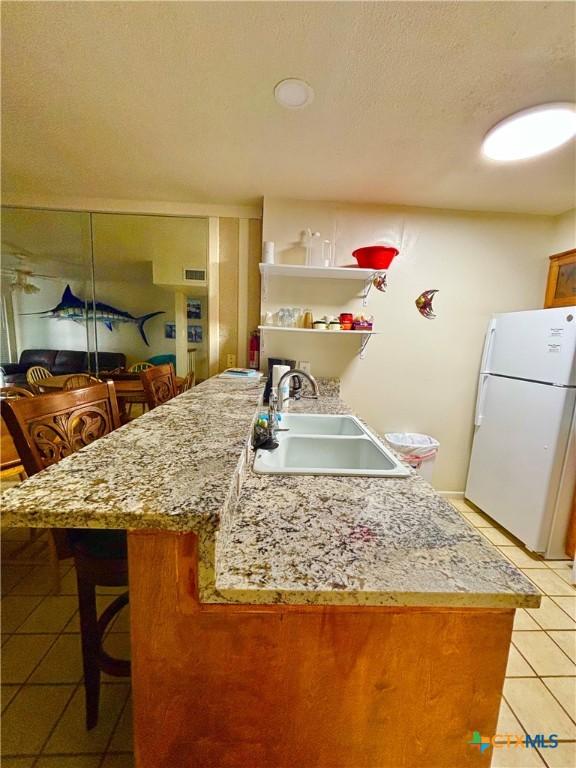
top-left (253, 413), bottom-right (410, 478)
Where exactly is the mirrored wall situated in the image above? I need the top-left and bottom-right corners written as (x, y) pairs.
top-left (1, 207), bottom-right (209, 381)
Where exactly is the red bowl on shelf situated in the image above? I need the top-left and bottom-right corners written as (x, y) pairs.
top-left (352, 246), bottom-right (399, 270)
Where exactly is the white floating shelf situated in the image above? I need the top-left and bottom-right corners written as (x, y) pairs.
top-left (259, 263), bottom-right (379, 280)
top-left (258, 325), bottom-right (379, 358)
top-left (258, 326), bottom-right (379, 335)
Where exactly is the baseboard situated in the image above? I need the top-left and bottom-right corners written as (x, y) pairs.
top-left (438, 491), bottom-right (465, 499)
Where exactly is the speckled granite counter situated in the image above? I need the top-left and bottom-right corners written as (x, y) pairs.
top-left (1, 375), bottom-right (539, 609)
top-left (214, 386), bottom-right (540, 609)
top-left (1, 376), bottom-right (264, 533)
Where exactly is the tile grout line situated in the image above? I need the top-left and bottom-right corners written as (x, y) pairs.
top-left (549, 595), bottom-right (576, 622)
top-left (10, 629), bottom-right (62, 689)
top-left (539, 678), bottom-right (576, 728)
top-left (31, 680), bottom-right (81, 767)
top-left (509, 641), bottom-right (538, 677)
top-left (543, 627), bottom-right (576, 667)
top-left (2, 591), bottom-right (49, 635)
top-left (99, 691), bottom-right (133, 768)
top-left (2, 563), bottom-right (35, 595)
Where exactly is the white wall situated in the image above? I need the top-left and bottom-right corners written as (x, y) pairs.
top-left (262, 198), bottom-right (555, 491)
top-left (552, 208), bottom-right (575, 253)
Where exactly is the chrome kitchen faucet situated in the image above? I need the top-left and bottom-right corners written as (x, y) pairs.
top-left (267, 369), bottom-right (319, 441)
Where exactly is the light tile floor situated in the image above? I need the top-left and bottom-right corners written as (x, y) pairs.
top-left (1, 498), bottom-right (575, 767)
top-left (452, 497), bottom-right (576, 768)
top-left (1, 527), bottom-right (133, 768)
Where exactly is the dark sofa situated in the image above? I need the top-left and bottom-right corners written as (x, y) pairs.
top-left (2, 349), bottom-right (126, 387)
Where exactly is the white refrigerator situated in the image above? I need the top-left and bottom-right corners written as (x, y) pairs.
top-left (465, 307), bottom-right (576, 558)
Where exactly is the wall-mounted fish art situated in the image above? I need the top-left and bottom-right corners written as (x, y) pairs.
top-left (415, 289), bottom-right (439, 319)
top-left (23, 285), bottom-right (164, 346)
top-left (372, 273), bottom-right (387, 293)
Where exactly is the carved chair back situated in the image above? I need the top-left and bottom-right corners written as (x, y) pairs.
top-left (62, 374), bottom-right (102, 391)
top-left (0, 381), bottom-right (121, 477)
top-left (140, 363), bottom-right (178, 410)
top-left (26, 365), bottom-right (52, 393)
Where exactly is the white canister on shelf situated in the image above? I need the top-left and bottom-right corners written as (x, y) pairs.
top-left (262, 241), bottom-right (275, 264)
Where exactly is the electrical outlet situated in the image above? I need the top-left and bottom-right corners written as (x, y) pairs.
top-left (226, 354), bottom-right (236, 369)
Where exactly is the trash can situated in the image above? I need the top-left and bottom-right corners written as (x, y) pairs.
top-left (384, 433), bottom-right (440, 483)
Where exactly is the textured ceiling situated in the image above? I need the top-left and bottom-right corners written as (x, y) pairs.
top-left (2, 1), bottom-right (575, 214)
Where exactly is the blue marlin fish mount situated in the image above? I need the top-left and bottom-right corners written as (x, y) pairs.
top-left (24, 285), bottom-right (165, 346)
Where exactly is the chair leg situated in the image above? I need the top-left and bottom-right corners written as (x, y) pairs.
top-left (76, 575), bottom-right (102, 730)
top-left (46, 532), bottom-right (61, 595)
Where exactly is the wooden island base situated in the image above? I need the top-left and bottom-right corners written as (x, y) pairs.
top-left (128, 531), bottom-right (513, 768)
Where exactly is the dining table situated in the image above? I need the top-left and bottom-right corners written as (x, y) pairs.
top-left (37, 372), bottom-right (184, 420)
top-left (38, 373), bottom-right (183, 396)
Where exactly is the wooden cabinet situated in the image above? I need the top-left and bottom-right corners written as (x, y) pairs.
top-left (545, 249), bottom-right (576, 308)
top-left (128, 530), bottom-right (513, 768)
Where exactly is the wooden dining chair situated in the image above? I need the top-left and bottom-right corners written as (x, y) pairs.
top-left (1, 382), bottom-right (130, 730)
top-left (1, 385), bottom-right (34, 479)
top-left (62, 373), bottom-right (102, 391)
top-left (128, 361), bottom-right (153, 373)
top-left (0, 386), bottom-right (34, 400)
top-left (140, 363), bottom-right (178, 410)
top-left (0, 385), bottom-right (59, 583)
top-left (26, 365), bottom-right (52, 394)
top-left (177, 371), bottom-right (195, 394)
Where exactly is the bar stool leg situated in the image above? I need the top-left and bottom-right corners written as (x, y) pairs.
top-left (76, 575), bottom-right (101, 730)
top-left (47, 532), bottom-right (61, 594)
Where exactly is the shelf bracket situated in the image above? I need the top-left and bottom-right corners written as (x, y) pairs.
top-left (359, 333), bottom-right (372, 359)
top-left (261, 270), bottom-right (269, 304)
top-left (361, 271), bottom-right (387, 306)
top-left (361, 276), bottom-right (374, 306)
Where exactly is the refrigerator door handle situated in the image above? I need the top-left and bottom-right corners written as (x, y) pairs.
top-left (474, 374), bottom-right (489, 426)
top-left (479, 319), bottom-right (497, 373)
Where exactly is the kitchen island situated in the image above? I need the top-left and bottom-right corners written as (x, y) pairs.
top-left (1, 376), bottom-right (540, 768)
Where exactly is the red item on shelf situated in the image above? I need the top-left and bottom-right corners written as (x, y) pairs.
top-left (339, 312), bottom-right (353, 330)
top-left (352, 246), bottom-right (398, 270)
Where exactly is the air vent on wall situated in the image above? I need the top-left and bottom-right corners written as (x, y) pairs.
top-left (183, 268), bottom-right (206, 282)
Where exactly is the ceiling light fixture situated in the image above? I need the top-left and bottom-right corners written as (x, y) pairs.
top-left (482, 103), bottom-right (576, 161)
top-left (274, 78), bottom-right (314, 110)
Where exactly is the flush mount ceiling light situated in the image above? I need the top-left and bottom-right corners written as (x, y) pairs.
top-left (274, 78), bottom-right (314, 109)
top-left (482, 103), bottom-right (576, 161)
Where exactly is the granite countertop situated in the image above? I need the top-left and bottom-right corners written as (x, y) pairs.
top-left (1, 375), bottom-right (540, 609)
top-left (214, 385), bottom-right (540, 609)
top-left (1, 376), bottom-right (264, 533)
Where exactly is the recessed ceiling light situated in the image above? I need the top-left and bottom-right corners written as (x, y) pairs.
top-left (274, 78), bottom-right (314, 110)
top-left (482, 103), bottom-right (576, 161)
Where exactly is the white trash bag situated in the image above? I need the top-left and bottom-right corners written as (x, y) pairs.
top-left (384, 433), bottom-right (440, 483)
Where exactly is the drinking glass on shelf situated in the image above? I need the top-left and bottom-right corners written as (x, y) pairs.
top-left (277, 308), bottom-right (288, 327)
top-left (291, 308), bottom-right (303, 328)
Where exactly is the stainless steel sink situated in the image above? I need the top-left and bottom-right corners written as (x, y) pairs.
top-left (253, 414), bottom-right (410, 477)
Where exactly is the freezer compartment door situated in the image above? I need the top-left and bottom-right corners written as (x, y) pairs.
top-left (485, 307), bottom-right (576, 385)
top-left (465, 375), bottom-right (575, 553)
